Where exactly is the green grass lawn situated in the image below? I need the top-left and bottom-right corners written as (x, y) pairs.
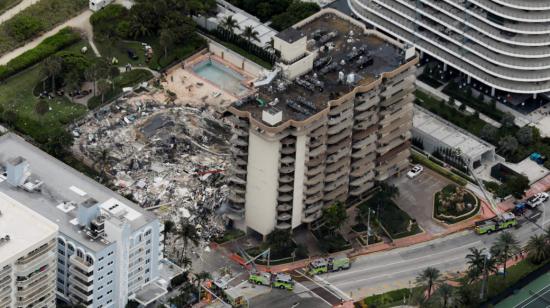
top-left (87, 69), bottom-right (154, 109)
top-left (0, 64), bottom-right (86, 141)
top-left (0, 0), bottom-right (22, 15)
top-left (95, 36), bottom-right (206, 71)
top-left (360, 195), bottom-right (422, 239)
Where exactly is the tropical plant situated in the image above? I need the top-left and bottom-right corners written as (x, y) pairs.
top-left (242, 25), bottom-right (260, 47)
top-left (266, 229), bottom-right (293, 257)
top-left (498, 135), bottom-right (519, 155)
top-left (436, 283), bottom-right (454, 308)
top-left (221, 15), bottom-right (239, 34)
top-left (42, 55), bottom-right (63, 92)
top-left (322, 201), bottom-right (347, 234)
top-left (415, 267), bottom-right (442, 299)
top-left (491, 231), bottom-right (520, 277)
top-left (526, 234), bottom-right (550, 264)
top-left (96, 79), bottom-right (111, 104)
top-left (177, 220), bottom-right (200, 261)
top-left (159, 28), bottom-right (174, 59)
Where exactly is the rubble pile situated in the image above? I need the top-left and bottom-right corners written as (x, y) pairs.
top-left (72, 93), bottom-right (233, 244)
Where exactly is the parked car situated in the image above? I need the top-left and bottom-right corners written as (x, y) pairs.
top-left (526, 192), bottom-right (549, 208)
top-left (127, 49), bottom-right (139, 60)
top-left (407, 165), bottom-right (423, 179)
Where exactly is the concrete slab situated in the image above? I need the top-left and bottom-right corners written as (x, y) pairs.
top-left (504, 158), bottom-right (550, 184)
top-left (389, 168), bottom-right (453, 235)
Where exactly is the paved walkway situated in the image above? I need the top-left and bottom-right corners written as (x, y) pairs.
top-left (0, 9), bottom-right (99, 65)
top-left (415, 80), bottom-right (502, 128)
top-left (0, 0), bottom-right (37, 24)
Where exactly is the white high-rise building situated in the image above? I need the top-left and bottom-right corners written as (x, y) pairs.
top-left (349, 0), bottom-right (550, 95)
top-left (0, 133), bottom-right (182, 308)
top-left (0, 192), bottom-right (59, 308)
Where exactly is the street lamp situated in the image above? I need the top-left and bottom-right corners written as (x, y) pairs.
top-left (480, 251), bottom-right (491, 300)
top-left (366, 208), bottom-right (375, 246)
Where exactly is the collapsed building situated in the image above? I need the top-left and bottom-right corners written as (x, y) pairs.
top-left (225, 9), bottom-right (419, 238)
top-left (72, 91), bottom-right (232, 246)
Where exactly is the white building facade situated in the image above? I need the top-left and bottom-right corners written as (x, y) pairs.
top-left (0, 133), bottom-right (179, 308)
top-left (349, 0), bottom-right (550, 94)
top-left (0, 193), bottom-right (59, 308)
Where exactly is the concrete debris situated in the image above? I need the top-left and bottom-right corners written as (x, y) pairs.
top-left (71, 92), bottom-right (233, 252)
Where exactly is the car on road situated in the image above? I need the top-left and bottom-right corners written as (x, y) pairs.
top-left (407, 165), bottom-right (423, 179)
top-left (526, 192), bottom-right (549, 208)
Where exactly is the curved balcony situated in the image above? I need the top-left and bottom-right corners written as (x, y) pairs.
top-left (280, 146), bottom-right (296, 155)
top-left (328, 109), bottom-right (354, 125)
top-left (277, 203), bottom-right (293, 211)
top-left (279, 165), bottom-right (295, 174)
top-left (304, 202), bottom-right (323, 215)
top-left (228, 175), bottom-right (246, 185)
top-left (302, 210), bottom-right (322, 223)
top-left (354, 95), bottom-right (379, 112)
top-left (281, 137), bottom-right (296, 145)
top-left (304, 192), bottom-right (323, 205)
top-left (306, 165), bottom-right (324, 176)
top-left (306, 155), bottom-right (325, 167)
top-left (350, 171), bottom-right (375, 187)
top-left (308, 145), bottom-right (327, 158)
top-left (304, 182), bottom-right (324, 195)
top-left (309, 125), bottom-right (327, 138)
top-left (350, 182), bottom-right (375, 196)
top-left (280, 156), bottom-right (295, 164)
top-left (275, 222), bottom-right (292, 229)
top-left (278, 185), bottom-right (293, 193)
top-left (277, 212), bottom-right (292, 221)
top-left (305, 173), bottom-right (325, 185)
top-left (230, 136), bottom-right (248, 147)
top-left (277, 194), bottom-right (293, 203)
top-left (329, 101), bottom-right (353, 115)
top-left (279, 175), bottom-right (293, 183)
top-left (323, 185), bottom-right (348, 202)
top-left (228, 193), bottom-right (245, 203)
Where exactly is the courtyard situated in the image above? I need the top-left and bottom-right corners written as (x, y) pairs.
top-left (389, 167), bottom-right (455, 235)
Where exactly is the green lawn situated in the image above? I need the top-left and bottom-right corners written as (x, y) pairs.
top-left (0, 64), bottom-right (86, 142)
top-left (0, 0), bottom-right (22, 15)
top-left (95, 36), bottom-right (206, 71)
top-left (360, 196), bottom-right (422, 239)
top-left (87, 69), bottom-right (154, 109)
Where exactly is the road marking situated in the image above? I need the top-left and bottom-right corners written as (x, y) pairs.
top-left (325, 240), bottom-right (482, 279)
top-left (294, 281), bottom-right (332, 307)
top-left (294, 269), bottom-right (344, 302)
top-left (315, 274), bottom-right (352, 301)
top-left (332, 255), bottom-right (465, 287)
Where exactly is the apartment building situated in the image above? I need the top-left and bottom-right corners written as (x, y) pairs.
top-left (225, 8), bottom-right (418, 237)
top-left (0, 133), bottom-right (181, 308)
top-left (0, 192), bottom-right (58, 308)
top-left (349, 0), bottom-right (550, 95)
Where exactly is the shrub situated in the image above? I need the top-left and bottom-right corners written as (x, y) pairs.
top-left (0, 27), bottom-right (80, 81)
top-left (90, 4), bottom-right (129, 39)
top-left (5, 15), bottom-right (44, 41)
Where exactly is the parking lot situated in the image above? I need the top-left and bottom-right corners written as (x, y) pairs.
top-left (389, 167), bottom-right (454, 235)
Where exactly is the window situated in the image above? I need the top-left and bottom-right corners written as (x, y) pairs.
top-left (146, 239), bottom-right (151, 245)
top-left (58, 249), bottom-right (65, 256)
top-left (107, 280), bottom-right (112, 285)
top-left (98, 285), bottom-right (103, 290)
top-left (57, 277), bottom-right (64, 284)
top-left (57, 238), bottom-right (65, 246)
top-left (107, 270), bottom-right (113, 275)
top-left (145, 229), bottom-right (151, 236)
top-left (77, 250), bottom-right (84, 258)
top-left (86, 255), bottom-right (94, 265)
top-left (58, 268), bottom-right (64, 275)
top-left (107, 300), bottom-right (112, 304)
top-left (98, 257), bottom-right (104, 262)
top-left (107, 290), bottom-right (112, 295)
top-left (98, 295), bottom-right (103, 300)
top-left (59, 259), bottom-right (65, 266)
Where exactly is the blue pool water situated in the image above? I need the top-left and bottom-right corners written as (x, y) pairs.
top-left (193, 60), bottom-right (248, 96)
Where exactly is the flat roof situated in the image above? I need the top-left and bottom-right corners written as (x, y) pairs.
top-left (233, 10), bottom-right (409, 123)
top-left (0, 192), bottom-right (58, 264)
top-left (413, 106), bottom-right (495, 160)
top-left (0, 133), bottom-right (157, 252)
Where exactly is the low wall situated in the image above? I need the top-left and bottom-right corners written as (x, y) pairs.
top-left (207, 39), bottom-right (264, 77)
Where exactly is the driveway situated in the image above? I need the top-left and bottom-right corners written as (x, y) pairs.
top-left (389, 168), bottom-right (453, 235)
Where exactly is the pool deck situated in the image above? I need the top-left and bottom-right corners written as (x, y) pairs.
top-left (161, 51), bottom-right (257, 111)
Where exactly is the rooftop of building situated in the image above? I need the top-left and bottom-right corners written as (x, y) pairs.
top-left (0, 192), bottom-right (58, 265)
top-left (232, 10), bottom-right (412, 124)
top-left (0, 133), bottom-right (157, 252)
top-left (413, 106), bottom-right (495, 160)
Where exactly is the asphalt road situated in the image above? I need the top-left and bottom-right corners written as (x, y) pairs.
top-left (321, 202), bottom-right (550, 300)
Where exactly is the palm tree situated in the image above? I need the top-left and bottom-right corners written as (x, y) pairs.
top-left (416, 267), bottom-right (441, 299)
top-left (436, 283), bottom-right (454, 308)
top-left (242, 25), bottom-right (260, 47)
top-left (221, 15), bottom-right (239, 35)
top-left (97, 79), bottom-right (111, 104)
top-left (159, 28), bottom-right (174, 59)
top-left (177, 220), bottom-right (200, 262)
top-left (465, 247), bottom-right (486, 282)
top-left (526, 234), bottom-right (549, 264)
top-left (42, 56), bottom-right (63, 93)
top-left (491, 231), bottom-right (520, 277)
top-left (192, 271), bottom-right (211, 301)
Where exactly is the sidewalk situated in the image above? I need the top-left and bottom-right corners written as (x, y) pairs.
top-left (0, 0), bottom-right (37, 24)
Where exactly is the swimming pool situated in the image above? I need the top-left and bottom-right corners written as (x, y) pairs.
top-left (192, 59), bottom-right (248, 96)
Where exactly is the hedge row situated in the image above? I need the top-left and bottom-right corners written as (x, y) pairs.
top-left (0, 27), bottom-right (80, 81)
top-left (411, 151), bottom-right (468, 186)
